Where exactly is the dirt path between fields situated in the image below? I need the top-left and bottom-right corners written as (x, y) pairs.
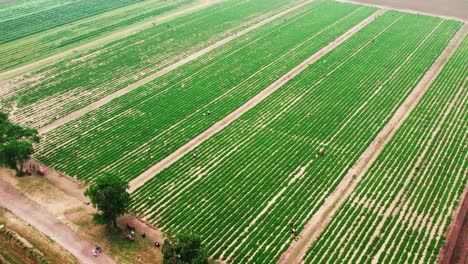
top-left (439, 181), bottom-right (468, 264)
top-left (0, 0), bottom-right (222, 81)
top-left (0, 178), bottom-right (115, 264)
top-left (38, 0), bottom-right (317, 135)
top-left (128, 9), bottom-right (385, 193)
top-left (25, 159), bottom-right (166, 243)
top-left (336, 0), bottom-right (467, 22)
top-left (277, 24), bottom-right (467, 264)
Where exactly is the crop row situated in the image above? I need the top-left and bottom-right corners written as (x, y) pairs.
top-left (0, 0), bottom-right (300, 128)
top-left (129, 13), bottom-right (461, 263)
top-left (305, 36), bottom-right (468, 264)
top-left (0, 0), bottom-right (192, 71)
top-left (35, 1), bottom-right (378, 181)
top-left (0, 0), bottom-right (144, 44)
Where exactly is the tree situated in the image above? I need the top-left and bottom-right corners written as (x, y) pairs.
top-left (0, 112), bottom-right (40, 176)
top-left (162, 232), bottom-right (210, 264)
top-left (84, 174), bottom-right (131, 230)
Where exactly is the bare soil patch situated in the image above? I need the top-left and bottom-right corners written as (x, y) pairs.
top-left (439, 182), bottom-right (468, 264)
top-left (338, 0), bottom-right (468, 21)
top-left (0, 165), bottom-right (164, 264)
top-left (0, 207), bottom-right (78, 264)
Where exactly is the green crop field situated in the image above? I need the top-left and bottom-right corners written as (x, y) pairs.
top-left (305, 36), bottom-right (467, 264)
top-left (35, 1), bottom-right (378, 182)
top-left (2, 0), bottom-right (467, 263)
top-left (128, 12), bottom-right (460, 263)
top-left (0, 0), bottom-right (143, 44)
top-left (0, 0), bottom-right (300, 128)
top-left (0, 0), bottom-right (194, 71)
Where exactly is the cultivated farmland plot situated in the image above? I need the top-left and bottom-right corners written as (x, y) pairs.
top-left (129, 12), bottom-right (461, 263)
top-left (0, 0), bottom-right (143, 44)
top-left (0, 0), bottom-right (194, 71)
top-left (35, 1), bottom-right (378, 182)
top-left (2, 0), bottom-right (466, 263)
top-left (305, 36), bottom-right (468, 264)
top-left (0, 0), bottom-right (300, 128)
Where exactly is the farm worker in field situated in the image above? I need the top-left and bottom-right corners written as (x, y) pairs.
top-left (164, 140), bottom-right (168, 147)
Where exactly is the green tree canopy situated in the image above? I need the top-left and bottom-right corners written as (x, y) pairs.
top-left (0, 112), bottom-right (40, 175)
top-left (162, 232), bottom-right (210, 264)
top-left (84, 174), bottom-right (131, 230)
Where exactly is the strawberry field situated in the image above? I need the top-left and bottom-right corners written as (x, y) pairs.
top-left (0, 0), bottom-right (193, 71)
top-left (129, 12), bottom-right (462, 263)
top-left (0, 0), bottom-right (300, 128)
top-left (35, 1), bottom-right (377, 181)
top-left (305, 36), bottom-right (468, 264)
top-left (2, 1), bottom-right (466, 263)
top-left (0, 0), bottom-right (144, 44)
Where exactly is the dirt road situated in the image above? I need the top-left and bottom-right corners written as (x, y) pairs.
top-left (277, 24), bottom-right (467, 264)
top-left (128, 9), bottom-right (385, 193)
top-left (0, 178), bottom-right (115, 264)
top-left (338, 0), bottom-right (467, 22)
top-left (439, 182), bottom-right (468, 264)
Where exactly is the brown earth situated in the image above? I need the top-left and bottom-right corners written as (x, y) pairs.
top-left (0, 165), bottom-right (164, 264)
top-left (439, 182), bottom-right (468, 264)
top-left (339, 0), bottom-right (468, 21)
top-left (0, 207), bottom-right (79, 264)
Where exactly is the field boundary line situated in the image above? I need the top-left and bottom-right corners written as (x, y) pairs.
top-left (0, 178), bottom-right (116, 264)
top-left (276, 24), bottom-right (467, 264)
top-left (128, 9), bottom-right (385, 193)
top-left (336, 0), bottom-right (468, 22)
top-left (0, 0), bottom-right (223, 81)
top-left (37, 0), bottom-right (318, 135)
top-left (438, 149), bottom-right (468, 262)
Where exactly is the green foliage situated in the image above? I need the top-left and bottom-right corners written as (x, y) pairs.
top-left (37, 1), bottom-right (377, 182)
top-left (162, 232), bottom-right (209, 264)
top-left (0, 112), bottom-right (39, 176)
top-left (84, 174), bottom-right (131, 229)
top-left (0, 0), bottom-right (192, 71)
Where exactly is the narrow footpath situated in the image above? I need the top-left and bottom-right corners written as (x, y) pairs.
top-left (0, 178), bottom-right (116, 264)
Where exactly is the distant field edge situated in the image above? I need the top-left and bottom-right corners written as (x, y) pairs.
top-left (337, 0), bottom-right (468, 22)
top-left (0, 0), bottom-right (221, 81)
top-left (277, 23), bottom-right (467, 264)
top-left (438, 181), bottom-right (468, 264)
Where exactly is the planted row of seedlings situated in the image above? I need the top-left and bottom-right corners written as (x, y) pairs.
top-left (0, 0), bottom-right (192, 71)
top-left (0, 0), bottom-right (299, 127)
top-left (35, 1), bottom-right (378, 181)
top-left (130, 13), bottom-right (461, 263)
top-left (0, 0), bottom-right (144, 45)
top-left (305, 36), bottom-right (468, 264)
